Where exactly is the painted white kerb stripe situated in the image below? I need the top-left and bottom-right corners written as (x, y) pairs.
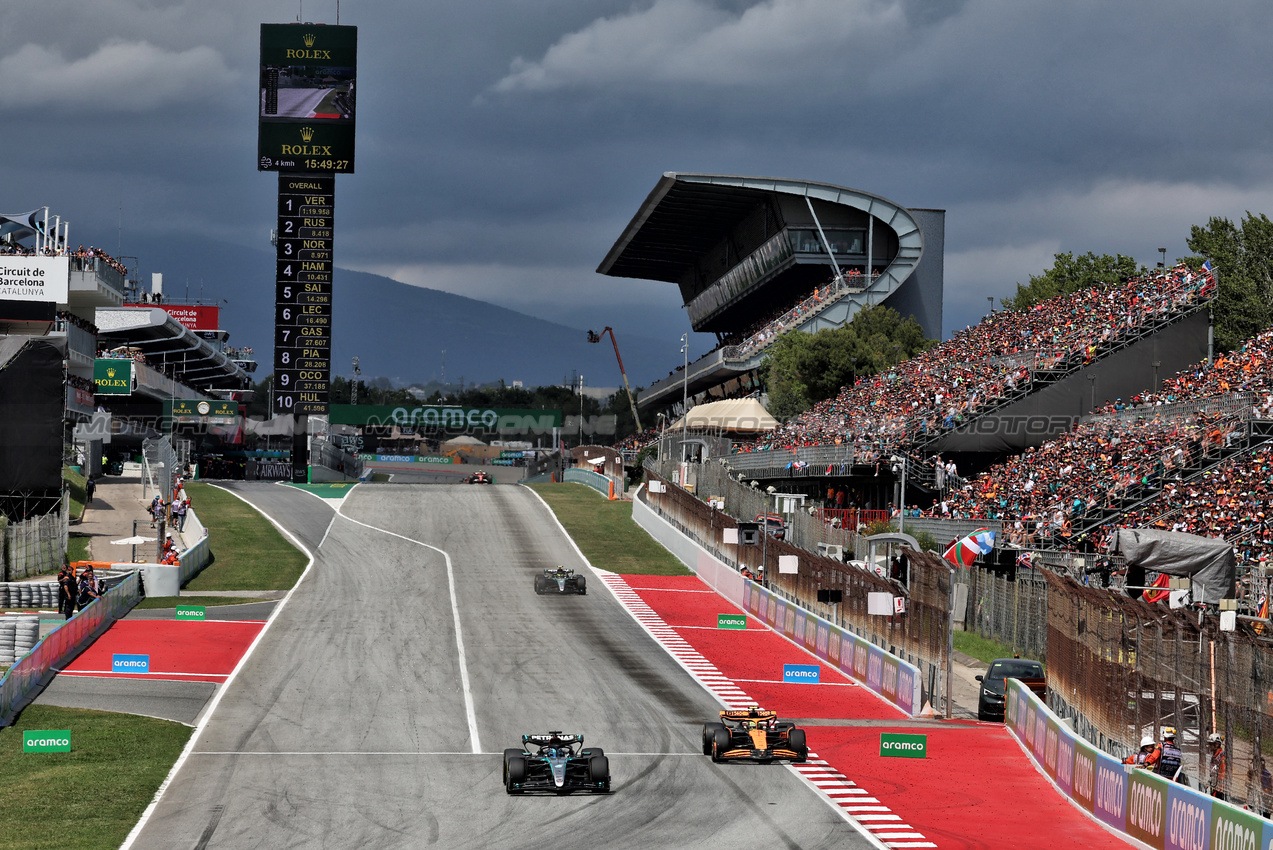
top-left (119, 485), bottom-right (333, 850)
top-left (332, 503), bottom-right (481, 755)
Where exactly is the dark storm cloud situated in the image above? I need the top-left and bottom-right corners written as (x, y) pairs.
top-left (4, 0), bottom-right (1272, 344)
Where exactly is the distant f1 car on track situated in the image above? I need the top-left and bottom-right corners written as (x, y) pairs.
top-left (702, 707), bottom-right (808, 763)
top-left (466, 471), bottom-right (493, 484)
top-left (503, 732), bottom-right (610, 794)
top-left (535, 566), bottom-right (586, 595)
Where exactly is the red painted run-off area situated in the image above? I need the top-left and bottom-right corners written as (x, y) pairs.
top-left (60, 619), bottom-right (264, 683)
top-left (621, 574), bottom-right (1131, 850)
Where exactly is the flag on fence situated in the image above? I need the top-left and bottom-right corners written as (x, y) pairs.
top-left (943, 528), bottom-right (995, 567)
top-left (1143, 572), bottom-right (1171, 604)
top-left (1203, 259), bottom-right (1214, 277)
top-left (1256, 595), bottom-right (1269, 635)
top-left (1016, 551), bottom-right (1035, 570)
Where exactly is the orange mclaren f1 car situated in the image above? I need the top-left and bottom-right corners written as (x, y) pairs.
top-left (701, 706), bottom-right (808, 763)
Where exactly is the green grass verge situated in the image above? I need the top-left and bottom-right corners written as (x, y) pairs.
top-left (134, 595), bottom-right (276, 609)
top-left (181, 482), bottom-right (307, 591)
top-left (528, 483), bottom-right (691, 576)
top-left (0, 705), bottom-right (192, 850)
top-left (67, 533), bottom-right (91, 563)
top-left (64, 466), bottom-right (86, 522)
top-left (954, 630), bottom-right (1023, 665)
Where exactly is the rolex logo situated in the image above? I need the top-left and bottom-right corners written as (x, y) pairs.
top-left (107, 367), bottom-right (116, 378)
top-left (300, 126), bottom-right (314, 142)
top-left (303, 33), bottom-right (316, 47)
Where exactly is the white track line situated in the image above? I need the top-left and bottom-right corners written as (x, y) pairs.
top-left (119, 486), bottom-right (333, 850)
top-left (332, 504), bottom-right (482, 755)
top-left (276, 480), bottom-right (360, 512)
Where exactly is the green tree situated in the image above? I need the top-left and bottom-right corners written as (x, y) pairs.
top-left (999, 251), bottom-right (1142, 311)
top-left (762, 305), bottom-right (934, 420)
top-left (1187, 213), bottom-right (1273, 351)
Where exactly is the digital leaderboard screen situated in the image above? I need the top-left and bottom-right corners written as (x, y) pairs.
top-left (274, 174), bottom-right (333, 415)
top-left (258, 24), bottom-right (357, 173)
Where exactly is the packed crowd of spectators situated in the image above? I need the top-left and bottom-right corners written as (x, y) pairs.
top-left (0, 240), bottom-right (130, 277)
top-left (933, 320), bottom-right (1273, 551)
top-left (613, 426), bottom-right (661, 454)
top-left (67, 374), bottom-right (96, 394)
top-left (55, 310), bottom-right (97, 335)
top-left (97, 347), bottom-right (146, 363)
top-left (1116, 442), bottom-right (1273, 565)
top-left (737, 264), bottom-right (1216, 456)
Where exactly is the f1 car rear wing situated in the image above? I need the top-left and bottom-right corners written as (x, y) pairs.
top-left (524, 733), bottom-right (582, 746)
top-left (720, 709), bottom-right (778, 722)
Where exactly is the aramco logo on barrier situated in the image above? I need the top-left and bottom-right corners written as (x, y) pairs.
top-left (24, 731), bottom-right (71, 753)
top-left (879, 733), bottom-right (927, 759)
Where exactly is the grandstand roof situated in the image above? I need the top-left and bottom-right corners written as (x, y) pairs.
top-left (597, 173), bottom-right (922, 283)
top-left (95, 306), bottom-right (249, 391)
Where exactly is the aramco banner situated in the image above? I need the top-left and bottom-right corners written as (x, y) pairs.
top-left (329, 404), bottom-right (562, 431)
top-left (94, 359), bottom-right (135, 395)
top-left (0, 256), bottom-right (69, 302)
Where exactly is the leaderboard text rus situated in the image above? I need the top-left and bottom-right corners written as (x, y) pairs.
top-left (274, 173), bottom-right (334, 416)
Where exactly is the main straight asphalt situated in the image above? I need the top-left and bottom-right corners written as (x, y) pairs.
top-left (126, 482), bottom-right (869, 849)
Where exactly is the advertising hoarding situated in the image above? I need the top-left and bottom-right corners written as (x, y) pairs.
top-left (0, 256), bottom-right (68, 302)
top-left (94, 359), bottom-right (135, 395)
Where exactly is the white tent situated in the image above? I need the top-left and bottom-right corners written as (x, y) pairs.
top-left (441, 435), bottom-right (487, 448)
top-left (669, 398), bottom-right (778, 433)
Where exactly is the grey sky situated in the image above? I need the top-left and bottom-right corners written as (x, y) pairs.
top-left (3, 0), bottom-right (1270, 362)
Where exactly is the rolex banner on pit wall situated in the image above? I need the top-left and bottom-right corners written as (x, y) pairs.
top-left (94, 359), bottom-right (135, 395)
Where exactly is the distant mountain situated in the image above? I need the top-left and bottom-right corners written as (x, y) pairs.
top-left (123, 235), bottom-right (678, 389)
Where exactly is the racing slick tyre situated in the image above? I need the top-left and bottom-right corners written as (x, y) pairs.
top-left (534, 575), bottom-right (546, 595)
top-left (711, 727), bottom-right (731, 762)
top-left (702, 723), bottom-right (726, 755)
top-left (581, 747), bottom-right (605, 759)
top-left (503, 748), bottom-right (525, 783)
top-left (588, 755), bottom-right (610, 790)
top-left (575, 575), bottom-right (587, 595)
top-left (506, 756), bottom-right (526, 794)
top-left (787, 728), bottom-right (808, 761)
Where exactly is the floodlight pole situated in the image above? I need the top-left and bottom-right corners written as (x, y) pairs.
top-left (681, 333), bottom-right (689, 461)
top-left (588, 327), bottom-right (642, 431)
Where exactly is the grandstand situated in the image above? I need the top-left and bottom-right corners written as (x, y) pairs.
top-left (0, 207), bottom-right (259, 512)
top-left (598, 173), bottom-right (944, 417)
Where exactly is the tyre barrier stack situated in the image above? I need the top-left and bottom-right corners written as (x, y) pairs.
top-left (0, 616), bottom-right (39, 668)
top-left (0, 582), bottom-right (58, 610)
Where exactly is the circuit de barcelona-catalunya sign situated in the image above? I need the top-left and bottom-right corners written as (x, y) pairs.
top-left (328, 404), bottom-right (562, 431)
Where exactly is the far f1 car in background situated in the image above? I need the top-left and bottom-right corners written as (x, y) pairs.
top-left (466, 471), bottom-right (493, 484)
top-left (503, 732), bottom-right (610, 794)
top-left (535, 566), bottom-right (586, 595)
top-left (702, 707), bottom-right (807, 763)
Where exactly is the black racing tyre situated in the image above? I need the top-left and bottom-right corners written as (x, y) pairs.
top-left (503, 748), bottom-right (524, 783)
top-left (581, 747), bottom-right (605, 759)
top-left (534, 576), bottom-right (545, 594)
top-left (787, 728), bottom-right (806, 751)
top-left (506, 756), bottom-right (526, 793)
top-left (702, 723), bottom-right (726, 755)
top-left (589, 755), bottom-right (610, 786)
top-left (575, 575), bottom-right (587, 594)
top-left (711, 727), bottom-right (731, 762)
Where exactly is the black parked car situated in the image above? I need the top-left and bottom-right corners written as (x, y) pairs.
top-left (976, 658), bottom-right (1046, 721)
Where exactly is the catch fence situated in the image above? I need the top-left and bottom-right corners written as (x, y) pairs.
top-left (3, 506), bottom-right (68, 581)
top-left (958, 565), bottom-right (1049, 660)
top-left (642, 465), bottom-right (953, 713)
top-left (1045, 570), bottom-right (1273, 808)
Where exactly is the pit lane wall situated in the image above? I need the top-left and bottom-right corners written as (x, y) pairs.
top-left (633, 485), bottom-right (922, 716)
top-left (0, 571), bottom-right (141, 726)
top-left (1005, 677), bottom-right (1273, 850)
